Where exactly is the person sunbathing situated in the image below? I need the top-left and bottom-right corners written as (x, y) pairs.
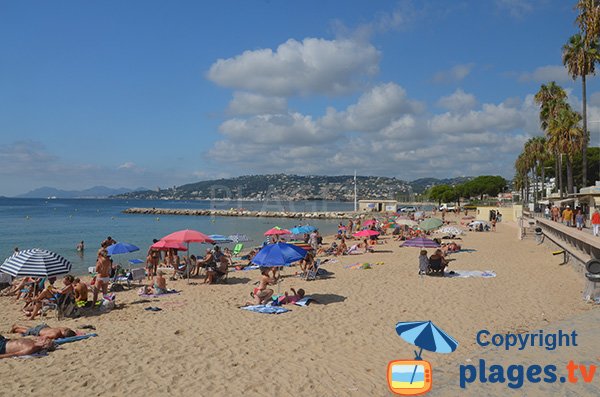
top-left (248, 268), bottom-right (277, 305)
top-left (143, 271), bottom-right (168, 295)
top-left (73, 278), bottom-right (89, 307)
top-left (10, 324), bottom-right (80, 339)
top-left (0, 334), bottom-right (55, 359)
top-left (24, 275), bottom-right (75, 320)
top-left (278, 288), bottom-right (305, 305)
top-left (428, 249), bottom-right (448, 276)
top-left (205, 255), bottom-right (228, 284)
top-left (334, 239), bottom-right (348, 256)
top-left (299, 251), bottom-right (315, 274)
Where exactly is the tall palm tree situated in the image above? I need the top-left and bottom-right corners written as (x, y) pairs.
top-left (534, 83), bottom-right (568, 197)
top-left (547, 106), bottom-right (585, 195)
top-left (514, 154), bottom-right (529, 203)
top-left (562, 33), bottom-right (599, 187)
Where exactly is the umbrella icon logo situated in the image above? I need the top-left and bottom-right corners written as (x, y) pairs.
top-left (387, 321), bottom-right (458, 395)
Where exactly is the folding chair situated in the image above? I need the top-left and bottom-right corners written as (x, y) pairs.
top-left (305, 259), bottom-right (322, 281)
top-left (232, 243), bottom-right (244, 256)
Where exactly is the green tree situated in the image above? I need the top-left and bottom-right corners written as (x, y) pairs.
top-left (562, 33), bottom-right (599, 186)
top-left (427, 185), bottom-right (453, 205)
top-left (547, 105), bottom-right (585, 194)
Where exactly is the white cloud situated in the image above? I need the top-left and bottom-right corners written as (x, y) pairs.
top-left (207, 38), bottom-right (380, 96)
top-left (437, 89), bottom-right (478, 112)
top-left (321, 83), bottom-right (424, 132)
top-left (495, 0), bottom-right (534, 18)
top-left (227, 92), bottom-right (287, 115)
top-left (118, 161), bottom-right (136, 170)
top-left (518, 65), bottom-right (571, 83)
top-left (432, 64), bottom-right (474, 84)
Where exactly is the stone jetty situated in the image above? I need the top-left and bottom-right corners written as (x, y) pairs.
top-left (122, 207), bottom-right (358, 219)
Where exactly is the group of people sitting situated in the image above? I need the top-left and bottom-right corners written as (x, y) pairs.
top-left (2, 274), bottom-right (90, 320)
top-left (418, 249), bottom-right (452, 277)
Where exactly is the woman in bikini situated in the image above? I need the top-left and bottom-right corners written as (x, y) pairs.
top-left (248, 268), bottom-right (277, 305)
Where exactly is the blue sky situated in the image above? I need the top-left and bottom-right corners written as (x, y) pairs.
top-left (1, 0), bottom-right (599, 196)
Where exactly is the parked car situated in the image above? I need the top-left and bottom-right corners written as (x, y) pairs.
top-left (439, 204), bottom-right (456, 212)
top-left (399, 206), bottom-right (418, 212)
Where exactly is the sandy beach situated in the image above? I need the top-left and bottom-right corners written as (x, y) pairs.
top-left (0, 213), bottom-right (596, 396)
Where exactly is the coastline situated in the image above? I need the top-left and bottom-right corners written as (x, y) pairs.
top-left (122, 207), bottom-right (360, 219)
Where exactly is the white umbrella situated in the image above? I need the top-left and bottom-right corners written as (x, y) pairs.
top-left (0, 249), bottom-right (72, 277)
top-left (439, 226), bottom-right (465, 236)
top-left (396, 219), bottom-right (418, 227)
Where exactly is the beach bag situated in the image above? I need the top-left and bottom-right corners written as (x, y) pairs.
top-left (100, 294), bottom-right (116, 311)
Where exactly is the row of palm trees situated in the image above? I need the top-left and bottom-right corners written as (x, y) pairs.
top-left (515, 0), bottom-right (599, 203)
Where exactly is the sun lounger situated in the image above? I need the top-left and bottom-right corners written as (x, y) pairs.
top-left (232, 243), bottom-right (244, 256)
top-left (305, 259), bottom-right (321, 281)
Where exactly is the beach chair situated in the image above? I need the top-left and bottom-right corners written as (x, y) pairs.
top-left (232, 243), bottom-right (244, 256)
top-left (42, 293), bottom-right (78, 320)
top-left (305, 259), bottom-right (322, 281)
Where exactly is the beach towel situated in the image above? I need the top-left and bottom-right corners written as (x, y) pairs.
top-left (138, 289), bottom-right (179, 298)
top-left (241, 305), bottom-right (290, 314)
top-left (294, 297), bottom-right (318, 307)
top-left (444, 270), bottom-right (496, 278)
top-left (14, 351), bottom-right (49, 359)
top-left (54, 333), bottom-right (98, 345)
top-left (344, 262), bottom-right (383, 270)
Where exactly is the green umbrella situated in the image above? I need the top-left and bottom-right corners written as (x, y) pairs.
top-left (419, 218), bottom-right (443, 231)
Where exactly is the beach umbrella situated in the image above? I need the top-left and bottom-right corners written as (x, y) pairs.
top-left (439, 226), bottom-right (464, 236)
top-left (0, 249), bottom-right (72, 277)
top-left (106, 242), bottom-right (139, 256)
top-left (395, 321), bottom-right (458, 383)
top-left (353, 229), bottom-right (380, 237)
top-left (362, 220), bottom-right (377, 227)
top-left (228, 233), bottom-right (251, 243)
top-left (290, 226), bottom-right (308, 235)
top-left (396, 219), bottom-right (418, 227)
top-left (209, 234), bottom-right (233, 243)
top-left (151, 240), bottom-right (188, 251)
top-left (251, 242), bottom-right (307, 267)
top-left (396, 320), bottom-right (458, 357)
top-left (401, 237), bottom-right (440, 248)
top-left (162, 229), bottom-right (214, 244)
top-left (161, 229), bottom-right (214, 282)
top-left (264, 227), bottom-right (291, 236)
top-left (419, 218), bottom-right (443, 231)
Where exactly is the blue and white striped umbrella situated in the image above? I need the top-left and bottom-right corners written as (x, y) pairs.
top-left (0, 249), bottom-right (72, 277)
top-left (395, 321), bottom-right (458, 356)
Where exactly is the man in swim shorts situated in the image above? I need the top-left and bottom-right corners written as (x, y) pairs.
top-left (11, 324), bottom-right (77, 339)
top-left (0, 334), bottom-right (55, 359)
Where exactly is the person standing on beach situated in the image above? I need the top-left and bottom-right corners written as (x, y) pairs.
top-left (93, 250), bottom-right (111, 306)
top-left (591, 209), bottom-right (600, 237)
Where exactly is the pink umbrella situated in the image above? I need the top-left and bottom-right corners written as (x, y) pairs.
top-left (264, 227), bottom-right (292, 236)
top-left (353, 229), bottom-right (380, 237)
top-left (161, 229), bottom-right (214, 243)
top-left (151, 240), bottom-right (188, 251)
top-left (363, 220), bottom-right (377, 226)
top-left (160, 229), bottom-right (214, 283)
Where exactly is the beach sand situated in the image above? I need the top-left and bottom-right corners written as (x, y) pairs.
top-left (0, 214), bottom-right (596, 396)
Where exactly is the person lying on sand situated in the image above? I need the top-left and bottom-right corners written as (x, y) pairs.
top-left (278, 288), bottom-right (305, 305)
top-left (247, 268), bottom-right (277, 305)
top-left (0, 334), bottom-right (55, 359)
top-left (10, 324), bottom-right (82, 339)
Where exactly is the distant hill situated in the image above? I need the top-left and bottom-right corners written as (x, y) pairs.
top-left (16, 186), bottom-right (146, 199)
top-left (409, 177), bottom-right (473, 194)
top-left (112, 174), bottom-right (474, 201)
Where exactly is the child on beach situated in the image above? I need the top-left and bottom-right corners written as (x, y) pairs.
top-left (418, 250), bottom-right (429, 275)
top-left (278, 288), bottom-right (305, 305)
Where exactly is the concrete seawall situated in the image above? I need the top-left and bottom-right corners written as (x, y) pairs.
top-left (122, 207), bottom-right (358, 219)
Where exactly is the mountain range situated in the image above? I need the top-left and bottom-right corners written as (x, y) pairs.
top-left (16, 186), bottom-right (146, 199)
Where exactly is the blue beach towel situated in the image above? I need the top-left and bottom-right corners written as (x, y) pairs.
top-left (241, 305), bottom-right (290, 314)
top-left (54, 333), bottom-right (98, 345)
top-left (294, 297), bottom-right (317, 307)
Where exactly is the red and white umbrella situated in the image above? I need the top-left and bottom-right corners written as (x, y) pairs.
top-left (151, 240), bottom-right (188, 251)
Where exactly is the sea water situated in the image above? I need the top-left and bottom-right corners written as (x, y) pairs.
top-left (0, 198), bottom-right (352, 275)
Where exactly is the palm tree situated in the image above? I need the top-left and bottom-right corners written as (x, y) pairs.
top-left (534, 83), bottom-right (568, 197)
top-left (526, 136), bottom-right (550, 202)
top-left (562, 33), bottom-right (599, 187)
top-left (514, 154), bottom-right (529, 203)
top-left (547, 106), bottom-right (585, 195)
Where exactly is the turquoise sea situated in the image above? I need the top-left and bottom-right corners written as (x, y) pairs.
top-left (0, 198), bottom-right (352, 275)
